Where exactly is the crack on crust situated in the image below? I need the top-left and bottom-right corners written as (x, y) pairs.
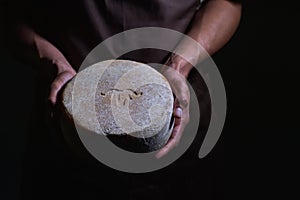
top-left (100, 88), bottom-right (143, 100)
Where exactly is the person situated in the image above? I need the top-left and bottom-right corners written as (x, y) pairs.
top-left (3, 0), bottom-right (241, 199)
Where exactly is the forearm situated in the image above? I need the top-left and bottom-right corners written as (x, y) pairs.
top-left (15, 24), bottom-right (76, 104)
top-left (15, 24), bottom-right (72, 71)
top-left (170, 0), bottom-right (242, 77)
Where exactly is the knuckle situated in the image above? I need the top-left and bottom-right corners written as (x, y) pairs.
top-left (60, 75), bottom-right (69, 83)
top-left (51, 81), bottom-right (61, 90)
top-left (58, 73), bottom-right (71, 83)
top-left (179, 98), bottom-right (189, 108)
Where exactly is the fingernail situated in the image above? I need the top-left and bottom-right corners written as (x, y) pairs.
top-left (175, 107), bottom-right (182, 117)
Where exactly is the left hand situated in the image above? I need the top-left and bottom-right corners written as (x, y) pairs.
top-left (156, 63), bottom-right (190, 159)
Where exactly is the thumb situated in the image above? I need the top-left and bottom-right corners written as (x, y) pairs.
top-left (49, 72), bottom-right (75, 104)
top-left (174, 106), bottom-right (183, 118)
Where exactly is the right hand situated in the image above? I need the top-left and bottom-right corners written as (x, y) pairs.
top-left (156, 65), bottom-right (190, 158)
top-left (49, 63), bottom-right (76, 105)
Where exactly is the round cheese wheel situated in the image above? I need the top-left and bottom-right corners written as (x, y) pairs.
top-left (61, 60), bottom-right (174, 153)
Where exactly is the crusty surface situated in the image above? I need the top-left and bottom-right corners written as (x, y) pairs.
top-left (62, 59), bottom-right (173, 151)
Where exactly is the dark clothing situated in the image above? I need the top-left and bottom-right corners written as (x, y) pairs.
top-left (7, 0), bottom-right (202, 68)
top-left (2, 1), bottom-right (221, 199)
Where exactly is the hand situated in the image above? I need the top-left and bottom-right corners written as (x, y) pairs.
top-left (156, 63), bottom-right (190, 159)
top-left (25, 32), bottom-right (77, 105)
top-left (49, 63), bottom-right (76, 105)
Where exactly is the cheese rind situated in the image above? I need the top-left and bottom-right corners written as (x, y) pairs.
top-left (61, 60), bottom-right (174, 152)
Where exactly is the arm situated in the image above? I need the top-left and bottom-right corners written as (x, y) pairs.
top-left (16, 24), bottom-right (76, 104)
top-left (171, 0), bottom-right (242, 77)
top-left (156, 0), bottom-right (242, 158)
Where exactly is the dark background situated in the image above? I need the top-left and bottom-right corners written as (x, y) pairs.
top-left (1, 0), bottom-right (298, 199)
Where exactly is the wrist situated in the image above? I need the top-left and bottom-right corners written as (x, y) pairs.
top-left (34, 35), bottom-right (73, 73)
top-left (166, 54), bottom-right (192, 78)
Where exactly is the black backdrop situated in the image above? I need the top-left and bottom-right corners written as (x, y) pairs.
top-left (1, 1), bottom-right (298, 199)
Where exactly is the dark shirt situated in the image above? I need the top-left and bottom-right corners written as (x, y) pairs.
top-left (6, 0), bottom-right (202, 68)
top-left (1, 1), bottom-right (221, 200)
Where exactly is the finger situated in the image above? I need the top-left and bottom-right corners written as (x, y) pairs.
top-left (174, 87), bottom-right (190, 109)
top-left (173, 99), bottom-right (189, 125)
top-left (171, 85), bottom-right (190, 110)
top-left (161, 67), bottom-right (190, 107)
top-left (156, 101), bottom-right (191, 159)
top-left (49, 72), bottom-right (75, 104)
top-left (174, 106), bottom-right (182, 118)
top-left (155, 116), bottom-right (182, 159)
top-left (170, 80), bottom-right (188, 99)
top-left (155, 139), bottom-right (176, 159)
